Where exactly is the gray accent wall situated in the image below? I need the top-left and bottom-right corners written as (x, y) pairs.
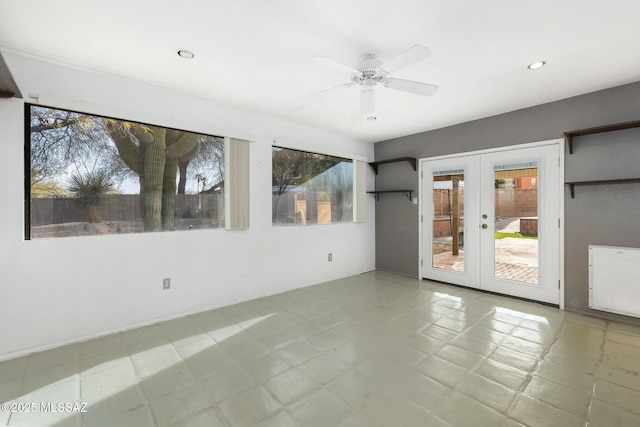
top-left (374, 81), bottom-right (640, 325)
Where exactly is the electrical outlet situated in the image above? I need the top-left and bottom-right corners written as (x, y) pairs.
top-left (328, 253), bottom-right (332, 262)
top-left (163, 278), bottom-right (171, 290)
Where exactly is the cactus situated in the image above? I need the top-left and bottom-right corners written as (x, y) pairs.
top-left (107, 122), bottom-right (199, 231)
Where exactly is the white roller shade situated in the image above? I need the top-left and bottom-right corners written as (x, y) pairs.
top-left (226, 137), bottom-right (250, 230)
top-left (354, 160), bottom-right (367, 223)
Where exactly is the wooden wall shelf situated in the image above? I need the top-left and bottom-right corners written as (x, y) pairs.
top-left (0, 52), bottom-right (22, 99)
top-left (566, 178), bottom-right (640, 198)
top-left (368, 157), bottom-right (417, 202)
top-left (368, 157), bottom-right (416, 175)
top-left (564, 120), bottom-right (640, 154)
top-left (564, 119), bottom-right (640, 198)
top-left (367, 190), bottom-right (413, 202)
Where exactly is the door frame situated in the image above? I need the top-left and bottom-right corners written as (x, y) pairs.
top-left (418, 139), bottom-right (565, 309)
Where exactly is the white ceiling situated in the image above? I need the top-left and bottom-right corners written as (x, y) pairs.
top-left (1, 0), bottom-right (639, 143)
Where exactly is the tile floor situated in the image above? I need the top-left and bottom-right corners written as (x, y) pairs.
top-left (1, 271), bottom-right (640, 426)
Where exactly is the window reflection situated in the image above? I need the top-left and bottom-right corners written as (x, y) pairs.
top-left (272, 147), bottom-right (353, 225)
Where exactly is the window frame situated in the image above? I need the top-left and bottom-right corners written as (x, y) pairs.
top-left (24, 102), bottom-right (228, 239)
top-left (271, 143), bottom-right (363, 227)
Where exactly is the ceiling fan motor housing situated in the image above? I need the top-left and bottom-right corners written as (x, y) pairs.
top-left (311, 45), bottom-right (438, 114)
top-left (351, 54), bottom-right (387, 86)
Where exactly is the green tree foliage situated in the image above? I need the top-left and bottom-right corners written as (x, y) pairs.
top-left (271, 147), bottom-right (351, 223)
top-left (271, 147), bottom-right (342, 195)
top-left (30, 177), bottom-right (70, 198)
top-left (29, 106), bottom-right (123, 192)
top-left (29, 106), bottom-right (224, 232)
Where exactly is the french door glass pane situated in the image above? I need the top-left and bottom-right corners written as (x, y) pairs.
top-left (493, 162), bottom-right (539, 284)
top-left (432, 169), bottom-right (465, 271)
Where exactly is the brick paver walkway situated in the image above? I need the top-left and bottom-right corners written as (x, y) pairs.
top-left (494, 262), bottom-right (538, 284)
top-left (432, 247), bottom-right (539, 284)
top-left (431, 217), bottom-right (539, 284)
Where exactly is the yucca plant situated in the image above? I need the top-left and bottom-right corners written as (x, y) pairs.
top-left (67, 171), bottom-right (115, 223)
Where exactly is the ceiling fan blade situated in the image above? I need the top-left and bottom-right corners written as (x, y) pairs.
top-left (360, 88), bottom-right (375, 115)
top-left (313, 56), bottom-right (359, 75)
top-left (305, 82), bottom-right (356, 99)
top-left (292, 83), bottom-right (356, 111)
top-left (383, 78), bottom-right (438, 96)
top-left (379, 44), bottom-right (432, 74)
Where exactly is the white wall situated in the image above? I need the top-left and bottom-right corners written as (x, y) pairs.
top-left (0, 53), bottom-right (376, 361)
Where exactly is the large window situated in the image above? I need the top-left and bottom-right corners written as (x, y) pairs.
top-left (272, 146), bottom-right (353, 225)
top-left (26, 104), bottom-right (225, 239)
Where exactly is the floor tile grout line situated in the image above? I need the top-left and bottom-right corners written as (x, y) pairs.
top-left (3, 272), bottom-right (640, 426)
top-left (421, 304), bottom-right (561, 423)
top-left (502, 313), bottom-right (598, 423)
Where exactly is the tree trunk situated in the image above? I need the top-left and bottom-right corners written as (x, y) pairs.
top-left (165, 133), bottom-right (198, 227)
top-left (177, 160), bottom-right (188, 194)
top-left (87, 206), bottom-right (102, 223)
top-left (167, 132), bottom-right (199, 196)
top-left (452, 177), bottom-right (460, 256)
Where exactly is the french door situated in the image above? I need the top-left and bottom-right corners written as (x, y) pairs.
top-left (420, 142), bottom-right (561, 304)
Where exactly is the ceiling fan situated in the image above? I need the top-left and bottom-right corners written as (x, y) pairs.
top-left (311, 44), bottom-right (438, 115)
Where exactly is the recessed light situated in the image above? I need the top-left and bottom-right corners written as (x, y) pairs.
top-left (367, 116), bottom-right (377, 121)
top-left (527, 60), bottom-right (546, 70)
top-left (178, 50), bottom-right (195, 59)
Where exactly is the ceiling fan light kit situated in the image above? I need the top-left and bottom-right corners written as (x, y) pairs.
top-left (313, 44), bottom-right (439, 116)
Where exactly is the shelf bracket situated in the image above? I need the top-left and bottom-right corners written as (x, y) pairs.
top-left (368, 157), bottom-right (417, 175)
top-left (565, 119), bottom-right (640, 155)
top-left (565, 178), bottom-right (640, 199)
top-left (367, 190), bottom-right (414, 202)
top-left (565, 134), bottom-right (574, 154)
